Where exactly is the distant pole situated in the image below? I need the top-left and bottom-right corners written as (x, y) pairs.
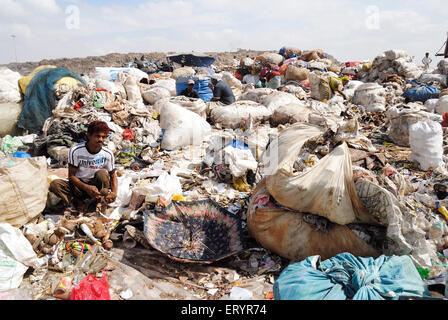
top-left (11, 35), bottom-right (17, 63)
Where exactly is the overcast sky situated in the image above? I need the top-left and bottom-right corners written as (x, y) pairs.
top-left (1, 0), bottom-right (447, 67)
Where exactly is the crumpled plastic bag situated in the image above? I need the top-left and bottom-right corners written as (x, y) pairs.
top-left (141, 171), bottom-right (182, 201)
top-left (0, 223), bottom-right (46, 292)
top-left (70, 274), bottom-right (111, 300)
top-left (1, 135), bottom-right (24, 154)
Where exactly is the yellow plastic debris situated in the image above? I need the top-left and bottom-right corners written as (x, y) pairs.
top-left (233, 176), bottom-right (251, 192)
top-left (172, 194), bottom-right (187, 202)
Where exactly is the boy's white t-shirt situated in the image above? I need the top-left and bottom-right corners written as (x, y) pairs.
top-left (68, 142), bottom-right (115, 182)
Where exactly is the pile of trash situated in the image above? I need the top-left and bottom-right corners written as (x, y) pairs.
top-left (0, 45), bottom-right (448, 300)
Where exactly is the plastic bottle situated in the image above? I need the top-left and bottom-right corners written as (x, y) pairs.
top-left (53, 276), bottom-right (72, 300)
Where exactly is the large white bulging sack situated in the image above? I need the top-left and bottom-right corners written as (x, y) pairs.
top-left (420, 73), bottom-right (447, 87)
top-left (152, 78), bottom-right (177, 96)
top-left (221, 71), bottom-right (243, 90)
top-left (169, 96), bottom-right (207, 119)
top-left (438, 59), bottom-right (448, 75)
top-left (262, 91), bottom-right (299, 112)
top-left (0, 102), bottom-right (23, 137)
top-left (285, 65), bottom-right (309, 82)
top-left (210, 101), bottom-right (272, 129)
top-left (0, 68), bottom-right (22, 104)
top-left (384, 49), bottom-right (408, 60)
top-left (309, 72), bottom-right (332, 101)
top-left (0, 223), bottom-right (45, 291)
top-left (262, 53), bottom-right (284, 65)
top-left (246, 180), bottom-right (379, 262)
top-left (142, 87), bottom-right (171, 105)
top-left (343, 80), bottom-right (364, 100)
top-left (95, 78), bottom-right (123, 96)
top-left (171, 67), bottom-right (196, 80)
top-left (386, 106), bottom-right (438, 147)
top-left (393, 58), bottom-right (423, 79)
top-left (271, 102), bottom-right (311, 125)
top-left (435, 96), bottom-right (448, 115)
top-left (240, 88), bottom-right (275, 103)
top-left (352, 83), bottom-right (386, 112)
top-left (160, 102), bottom-right (211, 150)
top-left (124, 75), bottom-right (144, 105)
top-left (0, 157), bottom-right (48, 228)
top-left (409, 120), bottom-right (444, 171)
top-left (424, 99), bottom-right (439, 113)
top-left (260, 123), bottom-right (375, 226)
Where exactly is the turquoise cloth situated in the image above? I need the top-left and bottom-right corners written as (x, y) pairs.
top-left (274, 252), bottom-right (431, 300)
top-left (17, 67), bottom-right (85, 133)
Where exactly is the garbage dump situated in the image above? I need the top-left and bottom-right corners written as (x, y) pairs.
top-left (1, 46), bottom-right (448, 301)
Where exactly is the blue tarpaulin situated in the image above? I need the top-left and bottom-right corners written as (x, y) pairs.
top-left (403, 81), bottom-right (440, 103)
top-left (168, 53), bottom-right (216, 68)
top-left (273, 253), bottom-right (431, 300)
top-left (17, 67), bottom-right (85, 133)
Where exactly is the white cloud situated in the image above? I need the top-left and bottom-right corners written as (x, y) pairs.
top-left (24, 0), bottom-right (61, 14)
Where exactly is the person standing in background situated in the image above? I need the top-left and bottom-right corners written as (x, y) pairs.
top-left (422, 52), bottom-right (432, 70)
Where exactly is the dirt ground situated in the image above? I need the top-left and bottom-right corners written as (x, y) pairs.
top-left (3, 49), bottom-right (339, 76)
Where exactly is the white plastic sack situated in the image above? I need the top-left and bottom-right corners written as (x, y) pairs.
top-left (123, 75), bottom-right (145, 108)
top-left (210, 101), bottom-right (272, 129)
top-left (384, 49), bottom-right (408, 60)
top-left (221, 71), bottom-right (243, 90)
top-left (223, 145), bottom-right (258, 178)
top-left (171, 67), bottom-right (196, 80)
top-left (262, 91), bottom-right (299, 112)
top-left (169, 96), bottom-right (207, 119)
top-left (435, 96), bottom-right (448, 115)
top-left (393, 58), bottom-right (423, 79)
top-left (271, 102), bottom-right (311, 125)
top-left (160, 102), bottom-right (211, 150)
top-left (0, 102), bottom-right (23, 136)
top-left (0, 223), bottom-right (45, 291)
top-left (95, 79), bottom-right (121, 95)
top-left (424, 99), bottom-right (439, 113)
top-left (142, 87), bottom-right (171, 105)
top-left (343, 80), bottom-right (364, 100)
top-left (419, 73), bottom-right (447, 86)
top-left (438, 59), bottom-right (448, 75)
top-left (309, 72), bottom-right (332, 101)
top-left (262, 53), bottom-right (284, 65)
top-left (260, 123), bottom-right (374, 225)
top-left (385, 106), bottom-right (436, 147)
top-left (0, 68), bottom-right (22, 103)
top-left (409, 120), bottom-right (444, 171)
top-left (352, 83), bottom-right (386, 112)
top-left (239, 88), bottom-right (274, 103)
top-left (151, 79), bottom-right (177, 96)
top-left (0, 157), bottom-right (48, 228)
